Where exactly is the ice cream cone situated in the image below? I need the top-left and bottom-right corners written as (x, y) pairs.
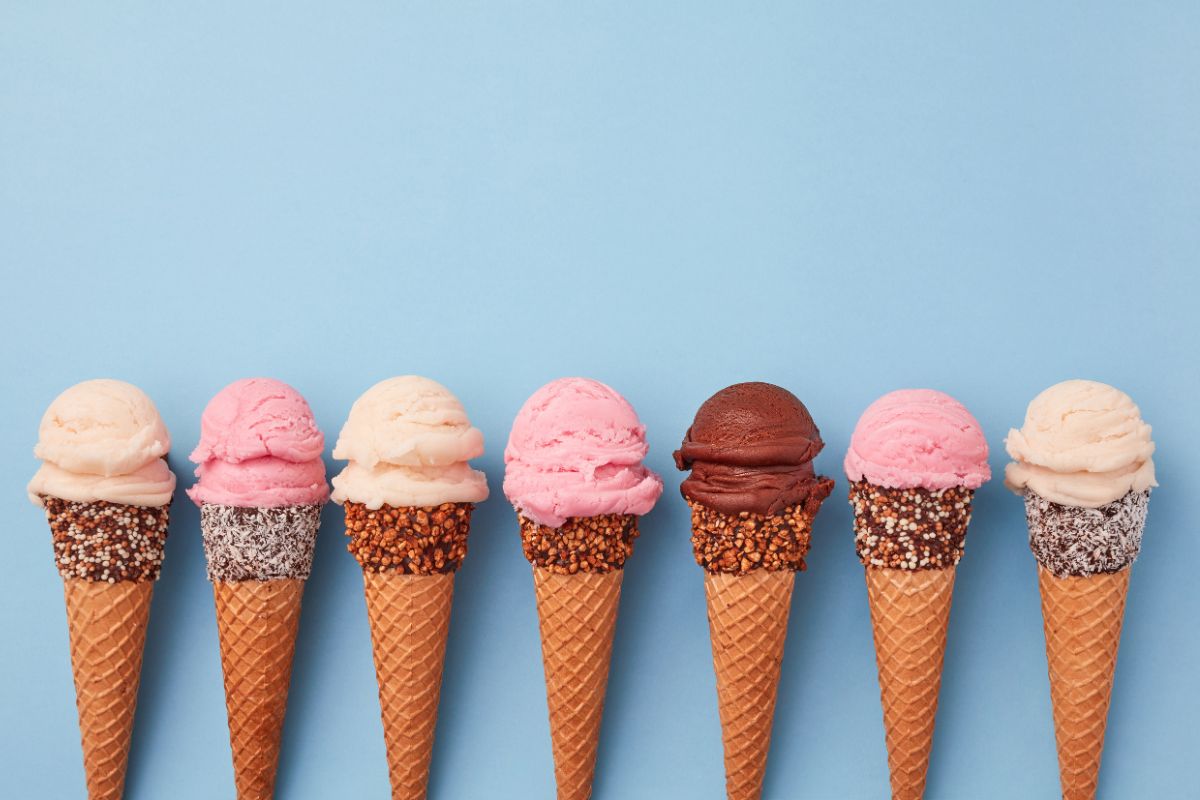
top-left (1038, 566), bottom-right (1130, 800)
top-left (344, 500), bottom-right (475, 800)
top-left (533, 567), bottom-right (623, 800)
top-left (188, 379), bottom-right (333, 798)
top-left (64, 578), bottom-right (154, 800)
top-left (332, 377), bottom-right (490, 800)
top-left (504, 378), bottom-right (664, 800)
top-left (865, 566), bottom-right (956, 800)
top-left (1021, 490), bottom-right (1144, 800)
top-left (344, 500), bottom-right (473, 800)
top-left (50, 498), bottom-right (171, 800)
top-left (30, 381), bottom-right (176, 799)
top-left (704, 569), bottom-right (795, 800)
top-left (844, 389), bottom-right (991, 800)
top-left (850, 478), bottom-right (973, 800)
top-left (1004, 380), bottom-right (1156, 800)
top-left (197, 504), bottom-right (324, 800)
top-left (342, 501), bottom-right (475, 799)
top-left (674, 382), bottom-right (838, 800)
top-left (362, 571), bottom-right (455, 800)
top-left (212, 579), bottom-right (304, 800)
top-left (518, 511), bottom-right (640, 800)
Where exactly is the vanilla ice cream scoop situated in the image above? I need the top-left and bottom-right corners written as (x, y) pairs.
top-left (331, 376), bottom-right (488, 509)
top-left (1005, 379), bottom-right (1155, 508)
top-left (29, 379), bottom-right (176, 507)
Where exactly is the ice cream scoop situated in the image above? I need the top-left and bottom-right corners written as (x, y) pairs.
top-left (503, 377), bottom-right (663, 529)
top-left (191, 377), bottom-right (325, 464)
top-left (33, 378), bottom-right (171, 477)
top-left (29, 379), bottom-right (176, 507)
top-left (844, 388), bottom-right (991, 491)
top-left (332, 375), bottom-right (485, 468)
top-left (188, 378), bottom-right (329, 508)
top-left (674, 381), bottom-right (830, 517)
top-left (331, 376), bottom-right (488, 510)
top-left (1005, 379), bottom-right (1156, 508)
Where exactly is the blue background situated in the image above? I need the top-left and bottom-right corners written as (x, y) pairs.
top-left (2, 3), bottom-right (1197, 798)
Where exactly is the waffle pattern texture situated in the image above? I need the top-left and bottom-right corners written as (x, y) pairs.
top-left (704, 569), bottom-right (796, 800)
top-left (534, 567), bottom-right (623, 800)
top-left (213, 579), bottom-right (304, 800)
top-left (364, 571), bottom-right (455, 800)
top-left (1039, 566), bottom-right (1130, 800)
top-left (64, 579), bottom-right (153, 800)
top-left (865, 566), bottom-right (956, 800)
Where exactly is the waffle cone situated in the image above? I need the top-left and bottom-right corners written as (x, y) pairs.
top-left (212, 579), bottom-right (304, 800)
top-left (704, 569), bottom-right (795, 800)
top-left (1038, 565), bottom-right (1130, 800)
top-left (363, 571), bottom-right (455, 800)
top-left (63, 578), bottom-right (154, 800)
top-left (865, 566), bottom-right (956, 800)
top-left (533, 567), bottom-right (623, 800)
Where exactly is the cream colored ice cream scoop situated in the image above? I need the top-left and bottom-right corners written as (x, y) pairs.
top-left (1005, 379), bottom-right (1155, 507)
top-left (331, 376), bottom-right (488, 509)
top-left (29, 379), bottom-right (175, 507)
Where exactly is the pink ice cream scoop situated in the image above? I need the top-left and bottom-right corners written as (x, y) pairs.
top-left (188, 378), bottom-right (329, 507)
top-left (503, 377), bottom-right (663, 528)
top-left (844, 389), bottom-right (990, 490)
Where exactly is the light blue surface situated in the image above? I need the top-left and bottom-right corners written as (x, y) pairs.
top-left (2, 3), bottom-right (1197, 798)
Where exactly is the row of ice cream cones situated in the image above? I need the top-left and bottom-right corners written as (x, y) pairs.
top-left (30, 376), bottom-right (1154, 799)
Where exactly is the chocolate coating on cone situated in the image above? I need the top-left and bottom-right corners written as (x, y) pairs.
top-left (1025, 490), bottom-right (1148, 578)
top-left (519, 513), bottom-right (639, 574)
top-left (849, 481), bottom-right (974, 570)
top-left (44, 497), bottom-right (170, 582)
top-left (689, 500), bottom-right (820, 575)
top-left (200, 504), bottom-right (321, 582)
top-left (344, 501), bottom-right (473, 574)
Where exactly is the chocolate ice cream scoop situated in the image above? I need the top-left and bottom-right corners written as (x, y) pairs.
top-left (674, 382), bottom-right (833, 516)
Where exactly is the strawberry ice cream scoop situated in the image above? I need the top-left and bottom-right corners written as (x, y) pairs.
top-left (188, 378), bottom-right (329, 508)
top-left (844, 389), bottom-right (990, 490)
top-left (503, 377), bottom-right (663, 528)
